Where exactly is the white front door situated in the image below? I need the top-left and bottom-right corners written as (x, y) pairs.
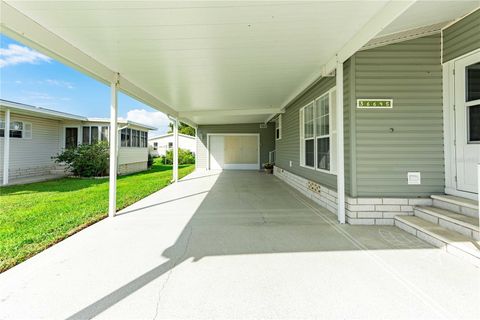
top-left (454, 51), bottom-right (480, 194)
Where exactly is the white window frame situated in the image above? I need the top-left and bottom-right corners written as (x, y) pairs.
top-left (82, 125), bottom-right (102, 145)
top-left (275, 115), bottom-right (282, 140)
top-left (299, 87), bottom-right (337, 174)
top-left (0, 119), bottom-right (32, 139)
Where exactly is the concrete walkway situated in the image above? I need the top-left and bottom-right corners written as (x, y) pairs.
top-left (0, 170), bottom-right (479, 319)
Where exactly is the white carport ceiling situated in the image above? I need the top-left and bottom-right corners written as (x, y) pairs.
top-left (2, 1), bottom-right (479, 125)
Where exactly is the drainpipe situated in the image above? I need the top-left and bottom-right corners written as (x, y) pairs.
top-left (3, 108), bottom-right (10, 185)
top-left (336, 58), bottom-right (346, 224)
top-left (108, 74), bottom-right (119, 218)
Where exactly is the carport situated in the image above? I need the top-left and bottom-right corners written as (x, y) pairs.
top-left (4, 0), bottom-right (475, 222)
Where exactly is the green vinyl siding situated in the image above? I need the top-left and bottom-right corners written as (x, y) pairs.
top-left (443, 8), bottom-right (480, 63)
top-left (196, 123), bottom-right (275, 169)
top-left (353, 34), bottom-right (444, 197)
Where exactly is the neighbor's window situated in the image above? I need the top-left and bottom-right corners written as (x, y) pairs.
top-left (131, 129), bottom-right (138, 147)
top-left (299, 88), bottom-right (337, 173)
top-left (120, 128), bottom-right (148, 147)
top-left (0, 120), bottom-right (32, 139)
top-left (168, 142), bottom-right (173, 148)
top-left (101, 126), bottom-right (109, 142)
top-left (153, 142), bottom-right (158, 150)
top-left (275, 115), bottom-right (282, 140)
top-left (142, 131), bottom-right (148, 147)
top-left (91, 126), bottom-right (99, 144)
top-left (82, 126), bottom-right (101, 144)
top-left (82, 126), bottom-right (90, 144)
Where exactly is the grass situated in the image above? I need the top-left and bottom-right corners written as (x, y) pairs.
top-left (0, 159), bottom-right (194, 272)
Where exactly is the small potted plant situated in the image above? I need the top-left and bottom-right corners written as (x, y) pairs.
top-left (263, 162), bottom-right (274, 174)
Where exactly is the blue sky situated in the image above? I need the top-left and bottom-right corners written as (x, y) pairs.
top-left (0, 34), bottom-right (170, 135)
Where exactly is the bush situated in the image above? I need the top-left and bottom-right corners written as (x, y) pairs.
top-left (53, 142), bottom-right (109, 177)
top-left (160, 148), bottom-right (195, 165)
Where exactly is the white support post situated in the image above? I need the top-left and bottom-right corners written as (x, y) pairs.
top-left (477, 163), bottom-right (479, 232)
top-left (173, 118), bottom-right (179, 182)
top-left (108, 75), bottom-right (119, 218)
top-left (336, 59), bottom-right (346, 224)
top-left (3, 108), bottom-right (11, 185)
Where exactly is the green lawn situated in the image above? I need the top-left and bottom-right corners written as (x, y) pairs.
top-left (0, 160), bottom-right (194, 272)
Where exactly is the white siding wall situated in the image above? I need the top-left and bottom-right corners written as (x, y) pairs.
top-left (149, 134), bottom-right (196, 156)
top-left (0, 111), bottom-right (61, 181)
top-left (118, 147), bottom-right (148, 165)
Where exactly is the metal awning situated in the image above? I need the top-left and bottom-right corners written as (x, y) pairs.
top-left (2, 1), bottom-right (477, 125)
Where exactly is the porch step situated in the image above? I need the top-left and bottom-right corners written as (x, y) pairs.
top-left (431, 194), bottom-right (478, 218)
top-left (394, 216), bottom-right (480, 266)
top-left (414, 206), bottom-right (479, 240)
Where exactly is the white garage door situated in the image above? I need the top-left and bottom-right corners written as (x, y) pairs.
top-left (209, 134), bottom-right (260, 170)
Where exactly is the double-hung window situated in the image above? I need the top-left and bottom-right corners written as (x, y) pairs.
top-left (101, 126), bottom-right (109, 142)
top-left (299, 88), bottom-right (337, 173)
top-left (82, 126), bottom-right (100, 144)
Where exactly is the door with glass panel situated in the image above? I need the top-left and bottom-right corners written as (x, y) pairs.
top-left (454, 51), bottom-right (480, 194)
top-left (65, 127), bottom-right (78, 149)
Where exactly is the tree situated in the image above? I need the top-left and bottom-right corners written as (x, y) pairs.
top-left (167, 121), bottom-right (195, 136)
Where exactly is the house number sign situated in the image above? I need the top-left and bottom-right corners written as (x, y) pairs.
top-left (357, 99), bottom-right (393, 109)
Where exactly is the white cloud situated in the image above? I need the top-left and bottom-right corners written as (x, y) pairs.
top-left (125, 109), bottom-right (171, 135)
top-left (0, 44), bottom-right (52, 68)
top-left (43, 79), bottom-right (74, 89)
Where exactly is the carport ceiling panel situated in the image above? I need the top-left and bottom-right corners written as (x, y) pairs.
top-left (7, 1), bottom-right (389, 111)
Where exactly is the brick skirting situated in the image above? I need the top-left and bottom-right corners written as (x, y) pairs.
top-left (274, 166), bottom-right (432, 225)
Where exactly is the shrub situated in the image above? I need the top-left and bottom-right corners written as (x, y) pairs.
top-left (53, 142), bottom-right (109, 177)
top-left (160, 148), bottom-right (195, 165)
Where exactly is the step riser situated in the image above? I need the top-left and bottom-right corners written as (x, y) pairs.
top-left (414, 209), bottom-right (480, 240)
top-left (432, 199), bottom-right (478, 218)
top-left (394, 219), bottom-right (480, 267)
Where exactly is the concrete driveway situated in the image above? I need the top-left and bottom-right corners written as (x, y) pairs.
top-left (0, 170), bottom-right (479, 319)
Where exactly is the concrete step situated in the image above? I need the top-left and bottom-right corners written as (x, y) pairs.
top-left (394, 215), bottom-right (480, 266)
top-left (431, 194), bottom-right (478, 218)
top-left (414, 206), bottom-right (479, 240)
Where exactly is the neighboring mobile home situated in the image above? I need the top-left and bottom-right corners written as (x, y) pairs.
top-left (148, 133), bottom-right (196, 157)
top-left (0, 99), bottom-right (155, 185)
